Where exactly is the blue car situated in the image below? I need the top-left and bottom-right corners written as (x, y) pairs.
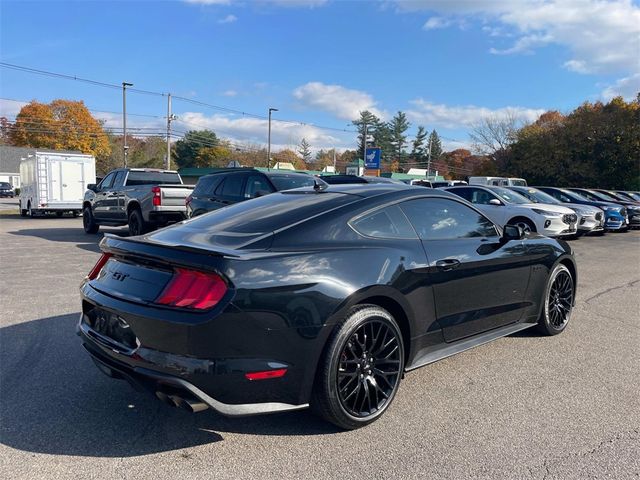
top-left (536, 187), bottom-right (628, 232)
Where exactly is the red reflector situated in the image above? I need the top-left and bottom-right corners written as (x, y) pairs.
top-left (155, 268), bottom-right (227, 310)
top-left (87, 253), bottom-right (112, 280)
top-left (152, 186), bottom-right (161, 206)
top-left (245, 369), bottom-right (287, 381)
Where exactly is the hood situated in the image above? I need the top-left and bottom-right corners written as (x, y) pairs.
top-left (522, 203), bottom-right (574, 215)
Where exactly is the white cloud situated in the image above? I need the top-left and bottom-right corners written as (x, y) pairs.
top-left (601, 73), bottom-right (640, 100)
top-left (0, 98), bottom-right (27, 118)
top-left (394, 0), bottom-right (640, 76)
top-left (218, 14), bottom-right (237, 24)
top-left (175, 112), bottom-right (348, 150)
top-left (222, 90), bottom-right (238, 97)
top-left (423, 16), bottom-right (452, 30)
top-left (292, 82), bottom-right (385, 121)
top-left (407, 99), bottom-right (545, 129)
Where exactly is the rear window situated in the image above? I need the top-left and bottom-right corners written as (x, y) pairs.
top-left (174, 191), bottom-right (359, 235)
top-left (268, 174), bottom-right (316, 191)
top-left (126, 171), bottom-right (182, 186)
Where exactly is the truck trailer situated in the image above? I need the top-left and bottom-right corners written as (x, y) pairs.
top-left (19, 152), bottom-right (96, 217)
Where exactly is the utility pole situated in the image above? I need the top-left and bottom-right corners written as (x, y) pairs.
top-left (333, 147), bottom-right (336, 172)
top-left (165, 93), bottom-right (175, 170)
top-left (267, 107), bottom-right (278, 169)
top-left (122, 81), bottom-right (133, 167)
top-left (426, 135), bottom-right (432, 180)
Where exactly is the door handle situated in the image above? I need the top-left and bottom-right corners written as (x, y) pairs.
top-left (435, 259), bottom-right (461, 271)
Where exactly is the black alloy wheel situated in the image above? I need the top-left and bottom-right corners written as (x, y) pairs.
top-left (537, 264), bottom-right (574, 335)
top-left (513, 218), bottom-right (536, 234)
top-left (312, 305), bottom-right (404, 430)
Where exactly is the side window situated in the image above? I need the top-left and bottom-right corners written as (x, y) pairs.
top-left (215, 174), bottom-right (245, 200)
top-left (99, 172), bottom-right (116, 190)
top-left (349, 205), bottom-right (417, 239)
top-left (245, 175), bottom-right (274, 199)
top-left (470, 188), bottom-right (497, 205)
top-left (113, 171), bottom-right (126, 188)
top-left (449, 188), bottom-right (473, 202)
top-left (400, 198), bottom-right (498, 240)
top-left (193, 176), bottom-right (221, 197)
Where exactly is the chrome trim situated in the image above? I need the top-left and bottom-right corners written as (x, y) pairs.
top-left (136, 367), bottom-right (309, 417)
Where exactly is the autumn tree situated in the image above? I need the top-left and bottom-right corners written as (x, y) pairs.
top-left (194, 145), bottom-right (232, 168)
top-left (297, 138), bottom-right (312, 162)
top-left (10, 99), bottom-right (110, 157)
top-left (174, 130), bottom-right (219, 169)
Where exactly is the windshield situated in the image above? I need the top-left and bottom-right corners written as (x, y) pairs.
top-left (626, 192), bottom-right (640, 201)
top-left (268, 174), bottom-right (316, 191)
top-left (0, 182), bottom-right (11, 188)
top-left (126, 171), bottom-right (182, 186)
top-left (510, 179), bottom-right (527, 186)
top-left (558, 189), bottom-right (591, 202)
top-left (515, 188), bottom-right (560, 204)
top-left (584, 190), bottom-right (618, 202)
top-left (491, 186), bottom-right (530, 204)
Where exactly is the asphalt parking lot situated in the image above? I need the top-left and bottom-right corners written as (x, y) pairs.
top-left (1, 197), bottom-right (639, 480)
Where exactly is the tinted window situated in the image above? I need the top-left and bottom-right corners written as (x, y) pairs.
top-left (113, 171), bottom-right (127, 188)
top-left (513, 188), bottom-right (559, 204)
top-left (264, 173), bottom-right (314, 191)
top-left (193, 175), bottom-right (222, 196)
top-left (126, 171), bottom-right (182, 186)
top-left (491, 187), bottom-right (530, 204)
top-left (0, 182), bottom-right (11, 188)
top-left (219, 174), bottom-right (244, 199)
top-left (349, 205), bottom-right (416, 239)
top-left (99, 172), bottom-right (116, 190)
top-left (448, 187), bottom-right (474, 202)
top-left (401, 198), bottom-right (498, 240)
top-left (245, 175), bottom-right (274, 198)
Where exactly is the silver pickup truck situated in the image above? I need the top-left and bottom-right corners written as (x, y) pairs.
top-left (82, 168), bottom-right (193, 236)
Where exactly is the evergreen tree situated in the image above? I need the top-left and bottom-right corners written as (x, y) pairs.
top-left (389, 111), bottom-right (411, 167)
top-left (297, 138), bottom-right (312, 162)
top-left (352, 110), bottom-right (382, 159)
top-left (428, 129), bottom-right (443, 161)
top-left (411, 126), bottom-right (428, 167)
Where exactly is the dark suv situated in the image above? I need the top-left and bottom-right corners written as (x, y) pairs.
top-left (186, 168), bottom-right (316, 218)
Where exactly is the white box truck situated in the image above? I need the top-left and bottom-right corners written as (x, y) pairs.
top-left (19, 152), bottom-right (96, 217)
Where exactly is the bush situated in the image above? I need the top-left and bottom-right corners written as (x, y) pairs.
top-left (14, 187), bottom-right (20, 196)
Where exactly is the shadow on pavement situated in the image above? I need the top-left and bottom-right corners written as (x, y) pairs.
top-left (0, 314), bottom-right (336, 458)
top-left (8, 227), bottom-right (129, 253)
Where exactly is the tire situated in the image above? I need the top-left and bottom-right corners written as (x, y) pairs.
top-left (19, 202), bottom-right (27, 217)
top-left (536, 264), bottom-right (574, 336)
top-left (128, 208), bottom-right (148, 236)
top-left (56, 211), bottom-right (64, 218)
top-left (83, 206), bottom-right (99, 234)
top-left (312, 305), bottom-right (405, 430)
top-left (27, 202), bottom-right (35, 218)
top-left (510, 217), bottom-right (536, 234)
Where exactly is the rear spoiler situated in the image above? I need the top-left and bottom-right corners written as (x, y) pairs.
top-left (100, 234), bottom-right (240, 270)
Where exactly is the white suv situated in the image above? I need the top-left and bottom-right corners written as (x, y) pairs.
top-left (445, 185), bottom-right (578, 237)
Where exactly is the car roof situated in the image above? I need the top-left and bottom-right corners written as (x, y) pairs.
top-left (296, 183), bottom-right (458, 199)
top-left (263, 170), bottom-right (311, 178)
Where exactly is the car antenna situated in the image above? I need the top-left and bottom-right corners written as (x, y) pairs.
top-left (313, 178), bottom-right (328, 192)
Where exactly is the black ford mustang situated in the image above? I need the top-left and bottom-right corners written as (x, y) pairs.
top-left (78, 184), bottom-right (577, 429)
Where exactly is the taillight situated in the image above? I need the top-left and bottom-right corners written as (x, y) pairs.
top-left (87, 253), bottom-right (112, 280)
top-left (155, 268), bottom-right (227, 310)
top-left (152, 186), bottom-right (161, 206)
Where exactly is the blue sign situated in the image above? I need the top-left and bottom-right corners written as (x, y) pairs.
top-left (365, 147), bottom-right (381, 169)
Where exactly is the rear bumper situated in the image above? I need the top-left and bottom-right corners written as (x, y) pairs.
top-left (79, 327), bottom-right (308, 416)
top-left (147, 210), bottom-right (187, 225)
top-left (78, 283), bottom-right (325, 414)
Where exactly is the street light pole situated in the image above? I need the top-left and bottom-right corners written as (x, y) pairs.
top-left (267, 107), bottom-right (278, 169)
top-left (426, 135), bottom-right (432, 179)
top-left (122, 82), bottom-right (133, 167)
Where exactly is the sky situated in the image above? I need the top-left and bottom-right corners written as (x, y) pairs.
top-left (1, 0), bottom-right (639, 154)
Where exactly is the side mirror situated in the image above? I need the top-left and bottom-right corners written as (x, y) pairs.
top-left (489, 198), bottom-right (502, 206)
top-left (502, 224), bottom-right (525, 241)
top-left (87, 183), bottom-right (97, 192)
